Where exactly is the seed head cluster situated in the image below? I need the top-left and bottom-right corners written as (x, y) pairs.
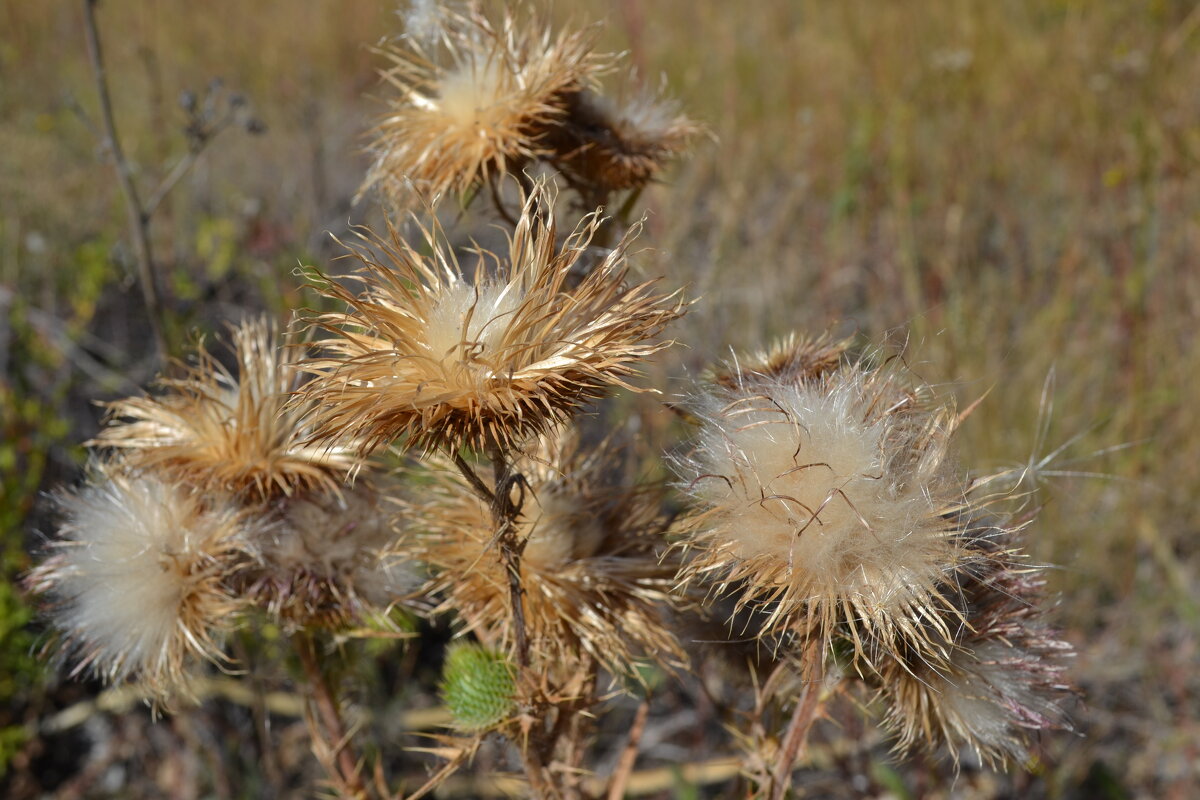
top-left (673, 337), bottom-right (1076, 762)
top-left (361, 5), bottom-right (701, 209)
top-left (25, 1), bottom-right (1078, 783)
top-left (31, 319), bottom-right (419, 698)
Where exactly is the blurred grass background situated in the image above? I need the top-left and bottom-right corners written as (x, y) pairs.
top-left (1, 0), bottom-right (1197, 797)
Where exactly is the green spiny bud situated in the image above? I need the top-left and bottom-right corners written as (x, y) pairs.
top-left (440, 642), bottom-right (515, 731)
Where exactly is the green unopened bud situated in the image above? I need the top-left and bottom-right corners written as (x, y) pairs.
top-left (440, 643), bottom-right (515, 731)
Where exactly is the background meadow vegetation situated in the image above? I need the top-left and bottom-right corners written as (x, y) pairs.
top-left (1, 0), bottom-right (1197, 797)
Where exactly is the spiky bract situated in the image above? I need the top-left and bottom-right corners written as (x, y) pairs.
top-left (92, 318), bottom-right (356, 500)
top-left (28, 468), bottom-right (250, 699)
top-left (416, 430), bottom-right (682, 677)
top-left (549, 84), bottom-right (703, 194)
top-left (877, 548), bottom-right (1075, 766)
top-left (362, 6), bottom-right (602, 207)
top-left (299, 186), bottom-right (684, 456)
top-left (240, 483), bottom-right (420, 629)
top-left (675, 358), bottom-right (970, 661)
top-left (440, 642), bottom-right (517, 732)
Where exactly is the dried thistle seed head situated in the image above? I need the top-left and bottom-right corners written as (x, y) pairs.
top-left (416, 429), bottom-right (683, 676)
top-left (548, 83), bottom-right (704, 193)
top-left (877, 553), bottom-right (1076, 767)
top-left (241, 483), bottom-right (420, 630)
top-left (299, 184), bottom-right (684, 456)
top-left (27, 467), bottom-right (250, 701)
top-left (707, 332), bottom-right (852, 390)
top-left (674, 358), bottom-right (969, 658)
top-left (92, 317), bottom-right (356, 500)
top-left (440, 642), bottom-right (516, 732)
top-left (361, 5), bottom-right (603, 207)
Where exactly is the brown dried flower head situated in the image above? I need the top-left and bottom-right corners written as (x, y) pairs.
top-left (877, 544), bottom-right (1076, 767)
top-left (415, 429), bottom-right (682, 677)
top-left (240, 482), bottom-right (421, 630)
top-left (706, 332), bottom-right (852, 391)
top-left (27, 466), bottom-right (251, 700)
top-left (299, 184), bottom-right (684, 456)
top-left (361, 5), bottom-right (602, 207)
top-left (549, 82), bottom-right (704, 194)
top-left (92, 318), bottom-right (356, 500)
top-left (675, 356), bottom-right (970, 660)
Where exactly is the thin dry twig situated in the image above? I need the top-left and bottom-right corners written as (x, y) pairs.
top-left (81, 0), bottom-right (168, 359)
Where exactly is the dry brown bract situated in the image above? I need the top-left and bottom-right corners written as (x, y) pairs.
top-left (675, 358), bottom-right (970, 663)
top-left (91, 318), bottom-right (356, 500)
top-left (298, 185), bottom-right (684, 456)
top-left (414, 430), bottom-right (682, 678)
top-left (27, 467), bottom-right (251, 701)
top-left (361, 6), bottom-right (602, 207)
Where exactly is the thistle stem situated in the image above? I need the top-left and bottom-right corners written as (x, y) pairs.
top-left (450, 451), bottom-right (495, 505)
top-left (447, 447), bottom-right (530, 667)
top-left (769, 640), bottom-right (825, 800)
top-left (295, 633), bottom-right (368, 799)
top-left (484, 442), bottom-right (531, 669)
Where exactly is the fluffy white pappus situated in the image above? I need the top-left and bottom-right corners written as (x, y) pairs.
top-left (423, 279), bottom-right (525, 363)
top-left (885, 639), bottom-right (1074, 767)
top-left (877, 554), bottom-right (1076, 766)
top-left (676, 364), bottom-right (968, 651)
top-left (32, 470), bottom-right (247, 698)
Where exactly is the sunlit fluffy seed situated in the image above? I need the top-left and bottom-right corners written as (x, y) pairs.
top-left (547, 83), bottom-right (704, 194)
top-left (240, 483), bottom-right (420, 630)
top-left (878, 551), bottom-right (1076, 767)
top-left (361, 6), bottom-right (603, 207)
top-left (27, 468), bottom-right (250, 700)
top-left (91, 318), bottom-right (357, 500)
top-left (674, 359), bottom-right (969, 659)
top-left (415, 430), bottom-right (683, 677)
top-left (298, 183), bottom-right (684, 456)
